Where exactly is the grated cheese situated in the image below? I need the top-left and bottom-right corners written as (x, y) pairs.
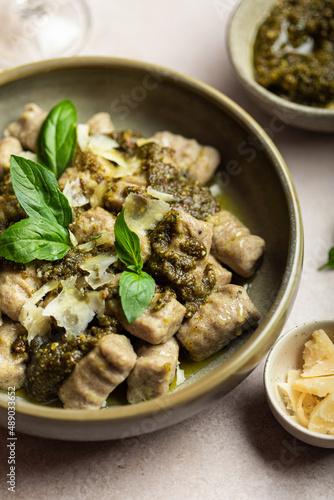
top-left (279, 329), bottom-right (334, 434)
top-left (135, 137), bottom-right (157, 147)
top-left (76, 123), bottom-right (90, 151)
top-left (90, 180), bottom-right (108, 208)
top-left (146, 186), bottom-right (175, 202)
top-left (42, 277), bottom-right (106, 340)
top-left (77, 123), bottom-right (141, 178)
top-left (79, 251), bottom-right (117, 289)
top-left (88, 133), bottom-right (119, 154)
top-left (123, 192), bottom-right (170, 236)
top-left (63, 177), bottom-right (89, 208)
top-left (19, 280), bottom-right (59, 343)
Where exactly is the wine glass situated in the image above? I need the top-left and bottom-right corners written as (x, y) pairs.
top-left (0, 0), bottom-right (91, 68)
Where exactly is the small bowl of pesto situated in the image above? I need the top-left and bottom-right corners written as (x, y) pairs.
top-left (227, 0), bottom-right (334, 132)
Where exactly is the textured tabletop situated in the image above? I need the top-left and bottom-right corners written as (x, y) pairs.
top-left (0, 1), bottom-right (333, 499)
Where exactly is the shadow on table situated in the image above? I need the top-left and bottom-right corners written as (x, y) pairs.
top-left (238, 385), bottom-right (334, 472)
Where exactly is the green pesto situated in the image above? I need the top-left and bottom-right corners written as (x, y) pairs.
top-left (111, 129), bottom-right (143, 155)
top-left (139, 142), bottom-right (219, 221)
top-left (253, 0), bottom-right (334, 107)
top-left (0, 173), bottom-right (16, 197)
top-left (70, 149), bottom-right (112, 185)
top-left (36, 245), bottom-right (115, 284)
top-left (151, 287), bottom-right (177, 312)
top-left (25, 323), bottom-right (117, 403)
top-left (36, 246), bottom-right (88, 283)
top-left (146, 210), bottom-right (216, 316)
top-left (0, 194), bottom-right (26, 232)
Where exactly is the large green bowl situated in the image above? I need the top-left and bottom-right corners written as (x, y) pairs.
top-left (0, 57), bottom-right (303, 441)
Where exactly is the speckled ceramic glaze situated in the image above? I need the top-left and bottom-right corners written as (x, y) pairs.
top-left (264, 320), bottom-right (334, 448)
top-left (0, 57), bottom-right (303, 441)
top-left (227, 0), bottom-right (334, 133)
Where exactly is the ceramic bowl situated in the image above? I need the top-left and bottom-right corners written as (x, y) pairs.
top-left (227, 0), bottom-right (334, 133)
top-left (0, 57), bottom-right (303, 441)
top-left (264, 319), bottom-right (334, 448)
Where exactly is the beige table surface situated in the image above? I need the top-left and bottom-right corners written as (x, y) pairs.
top-left (0, 1), bottom-right (333, 499)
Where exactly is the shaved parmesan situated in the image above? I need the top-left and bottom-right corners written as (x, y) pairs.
top-left (136, 137), bottom-right (157, 147)
top-left (42, 278), bottom-right (106, 340)
top-left (88, 133), bottom-right (119, 154)
top-left (95, 233), bottom-right (113, 247)
top-left (69, 230), bottom-right (79, 247)
top-left (123, 192), bottom-right (170, 236)
top-left (63, 177), bottom-right (89, 208)
top-left (77, 123), bottom-right (141, 178)
top-left (79, 251), bottom-right (117, 289)
top-left (78, 123), bottom-right (119, 153)
top-left (91, 147), bottom-right (141, 178)
top-left (278, 369), bottom-right (301, 413)
top-left (19, 280), bottom-right (59, 343)
top-left (308, 391), bottom-right (334, 434)
top-left (146, 186), bottom-right (175, 202)
top-left (100, 148), bottom-right (128, 167)
top-left (302, 329), bottom-right (334, 377)
top-left (296, 392), bottom-right (320, 428)
top-left (90, 179), bottom-right (108, 208)
top-left (102, 151), bottom-right (142, 178)
top-left (279, 329), bottom-right (334, 435)
top-left (77, 241), bottom-right (96, 252)
top-left (292, 375), bottom-right (334, 398)
top-left (77, 123), bottom-right (90, 151)
top-left (287, 368), bottom-right (302, 383)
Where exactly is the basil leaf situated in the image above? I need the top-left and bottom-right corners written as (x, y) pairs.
top-left (37, 99), bottom-right (77, 178)
top-left (119, 271), bottom-right (156, 323)
top-left (114, 209), bottom-right (156, 321)
top-left (10, 155), bottom-right (72, 228)
top-left (318, 247), bottom-right (334, 270)
top-left (0, 218), bottom-right (71, 263)
top-left (114, 209), bottom-right (143, 274)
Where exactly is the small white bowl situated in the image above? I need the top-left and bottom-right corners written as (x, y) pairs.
top-left (227, 0), bottom-right (334, 133)
top-left (264, 319), bottom-right (334, 448)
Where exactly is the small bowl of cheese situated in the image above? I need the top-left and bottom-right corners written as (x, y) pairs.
top-left (264, 319), bottom-right (334, 448)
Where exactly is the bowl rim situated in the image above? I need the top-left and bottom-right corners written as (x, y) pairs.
top-left (264, 319), bottom-right (334, 446)
top-left (0, 56), bottom-right (304, 429)
top-left (226, 0), bottom-right (334, 118)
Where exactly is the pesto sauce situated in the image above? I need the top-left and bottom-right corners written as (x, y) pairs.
top-left (253, 0), bottom-right (334, 107)
top-left (141, 142), bottom-right (219, 221)
top-left (24, 325), bottom-right (117, 403)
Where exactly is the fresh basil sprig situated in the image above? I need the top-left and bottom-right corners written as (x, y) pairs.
top-left (114, 210), bottom-right (143, 274)
top-left (318, 247), bottom-right (334, 271)
top-left (119, 271), bottom-right (156, 324)
top-left (37, 99), bottom-right (77, 178)
top-left (0, 218), bottom-right (72, 263)
top-left (0, 156), bottom-right (73, 263)
top-left (114, 209), bottom-right (155, 323)
top-left (10, 155), bottom-right (72, 227)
